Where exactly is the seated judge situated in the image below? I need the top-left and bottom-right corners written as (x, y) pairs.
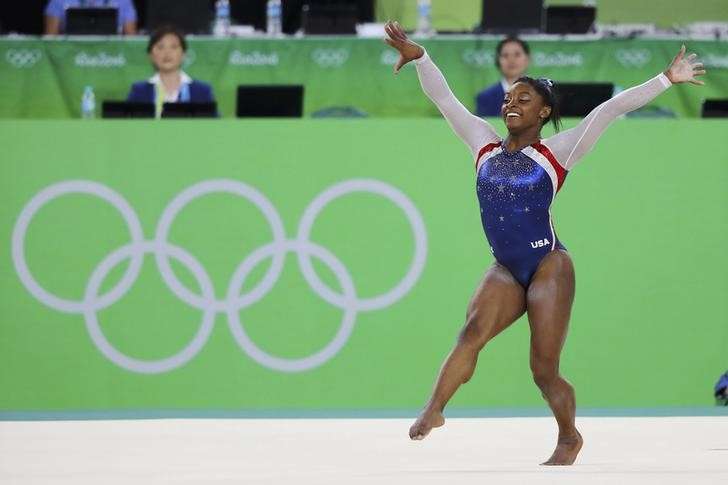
top-left (475, 37), bottom-right (530, 117)
top-left (44, 0), bottom-right (137, 35)
top-left (127, 26), bottom-right (216, 118)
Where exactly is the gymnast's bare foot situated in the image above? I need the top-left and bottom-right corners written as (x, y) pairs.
top-left (541, 430), bottom-right (583, 465)
top-left (409, 407), bottom-right (445, 440)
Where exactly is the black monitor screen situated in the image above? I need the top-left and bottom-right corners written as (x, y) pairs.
top-left (146, 0), bottom-right (212, 34)
top-left (66, 8), bottom-right (118, 35)
top-left (236, 85), bottom-right (304, 118)
top-left (555, 83), bottom-right (614, 117)
top-left (279, 0), bottom-right (373, 34)
top-left (481, 0), bottom-right (543, 34)
top-left (161, 102), bottom-right (218, 118)
top-left (230, 0), bottom-right (266, 31)
top-left (545, 6), bottom-right (596, 34)
top-left (702, 99), bottom-right (728, 118)
top-left (102, 101), bottom-right (155, 119)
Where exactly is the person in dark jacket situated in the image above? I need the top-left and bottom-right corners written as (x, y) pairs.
top-left (476, 37), bottom-right (530, 117)
top-left (716, 371), bottom-right (728, 406)
top-left (127, 25), bottom-right (216, 117)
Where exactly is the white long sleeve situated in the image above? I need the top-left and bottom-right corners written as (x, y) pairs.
top-left (415, 52), bottom-right (501, 158)
top-left (543, 73), bottom-right (672, 170)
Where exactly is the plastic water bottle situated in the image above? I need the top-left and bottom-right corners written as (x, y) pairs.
top-left (267, 0), bottom-right (282, 36)
top-left (416, 0), bottom-right (433, 36)
top-left (81, 86), bottom-right (95, 119)
top-left (213, 0), bottom-right (230, 37)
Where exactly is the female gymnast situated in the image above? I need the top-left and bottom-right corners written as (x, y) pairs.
top-left (384, 20), bottom-right (706, 465)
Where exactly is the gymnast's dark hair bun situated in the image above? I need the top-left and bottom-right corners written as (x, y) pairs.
top-left (514, 76), bottom-right (563, 132)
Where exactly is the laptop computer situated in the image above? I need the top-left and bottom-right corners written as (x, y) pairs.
top-left (236, 85), bottom-right (304, 118)
top-left (702, 99), bottom-right (728, 118)
top-left (146, 0), bottom-right (212, 35)
top-left (301, 4), bottom-right (358, 35)
top-left (480, 0), bottom-right (543, 34)
top-left (65, 8), bottom-right (118, 35)
top-left (545, 6), bottom-right (596, 34)
top-left (554, 82), bottom-right (614, 117)
top-left (161, 102), bottom-right (218, 118)
top-left (102, 101), bottom-right (155, 118)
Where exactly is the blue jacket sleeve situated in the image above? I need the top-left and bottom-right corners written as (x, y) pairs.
top-left (190, 81), bottom-right (215, 103)
top-left (475, 83), bottom-right (505, 117)
top-left (475, 91), bottom-right (488, 117)
top-left (127, 82), bottom-right (150, 103)
top-left (205, 85), bottom-right (219, 117)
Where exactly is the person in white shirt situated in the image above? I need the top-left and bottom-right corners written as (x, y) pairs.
top-left (126, 26), bottom-right (216, 118)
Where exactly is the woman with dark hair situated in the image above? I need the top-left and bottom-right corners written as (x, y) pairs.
top-left (384, 21), bottom-right (705, 465)
top-left (476, 37), bottom-right (530, 117)
top-left (127, 26), bottom-right (216, 118)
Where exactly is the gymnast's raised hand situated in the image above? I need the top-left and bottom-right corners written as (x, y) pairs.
top-left (663, 44), bottom-right (706, 85)
top-left (383, 20), bottom-right (424, 74)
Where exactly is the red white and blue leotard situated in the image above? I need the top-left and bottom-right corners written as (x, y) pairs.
top-left (475, 141), bottom-right (568, 286)
top-left (414, 51), bottom-right (672, 287)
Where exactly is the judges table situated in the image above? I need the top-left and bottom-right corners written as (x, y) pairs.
top-left (1, 36), bottom-right (727, 119)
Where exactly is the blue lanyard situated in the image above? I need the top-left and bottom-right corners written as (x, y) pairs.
top-left (179, 83), bottom-right (190, 102)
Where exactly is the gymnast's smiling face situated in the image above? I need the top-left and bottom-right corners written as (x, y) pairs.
top-left (502, 82), bottom-right (552, 135)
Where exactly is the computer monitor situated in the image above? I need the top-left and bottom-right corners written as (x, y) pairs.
top-left (480, 0), bottom-right (543, 34)
top-left (302, 4), bottom-right (358, 34)
top-left (236, 85), bottom-right (304, 118)
top-left (702, 99), bottom-right (728, 118)
top-left (146, 0), bottom-right (212, 34)
top-left (701, 99), bottom-right (728, 118)
top-left (65, 8), bottom-right (118, 35)
top-left (545, 6), bottom-right (596, 34)
top-left (230, 0), bottom-right (266, 31)
top-left (161, 102), bottom-right (218, 118)
top-left (280, 0), bottom-right (374, 34)
top-left (554, 82), bottom-right (614, 117)
top-left (102, 101), bottom-right (155, 118)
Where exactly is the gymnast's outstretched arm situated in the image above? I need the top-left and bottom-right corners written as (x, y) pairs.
top-left (414, 53), bottom-right (501, 157)
top-left (543, 45), bottom-right (706, 170)
top-left (384, 20), bottom-right (500, 159)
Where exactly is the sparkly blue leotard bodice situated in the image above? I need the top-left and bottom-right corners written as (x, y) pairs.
top-left (475, 141), bottom-right (568, 287)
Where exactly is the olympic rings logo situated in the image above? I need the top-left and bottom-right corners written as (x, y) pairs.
top-left (615, 49), bottom-right (652, 68)
top-left (311, 48), bottom-right (349, 68)
top-left (5, 49), bottom-right (42, 68)
top-left (462, 49), bottom-right (494, 68)
top-left (380, 49), bottom-right (399, 66)
top-left (183, 49), bottom-right (196, 68)
top-left (11, 179), bottom-right (427, 374)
